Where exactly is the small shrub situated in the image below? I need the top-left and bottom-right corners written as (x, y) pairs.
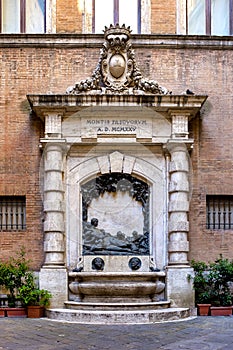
top-left (191, 255), bottom-right (233, 306)
top-left (0, 249), bottom-right (30, 307)
top-left (0, 249), bottom-right (51, 308)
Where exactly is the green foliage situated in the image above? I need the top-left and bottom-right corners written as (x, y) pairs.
top-left (0, 249), bottom-right (52, 308)
top-left (190, 260), bottom-right (211, 304)
top-left (191, 255), bottom-right (233, 306)
top-left (18, 273), bottom-right (52, 307)
top-left (0, 249), bottom-right (31, 306)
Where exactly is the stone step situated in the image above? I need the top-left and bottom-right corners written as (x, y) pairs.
top-left (46, 307), bottom-right (191, 324)
top-left (64, 300), bottom-right (171, 311)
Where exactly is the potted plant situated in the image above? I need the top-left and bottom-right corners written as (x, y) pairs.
top-left (19, 273), bottom-right (52, 318)
top-left (190, 260), bottom-right (212, 316)
top-left (208, 256), bottom-right (233, 316)
top-left (191, 256), bottom-right (233, 316)
top-left (0, 249), bottom-right (29, 317)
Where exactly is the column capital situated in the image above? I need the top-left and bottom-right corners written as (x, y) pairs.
top-left (168, 110), bottom-right (192, 118)
top-left (165, 140), bottom-right (192, 154)
top-left (168, 110), bottom-right (192, 140)
top-left (40, 139), bottom-right (70, 154)
top-left (44, 112), bottom-right (63, 138)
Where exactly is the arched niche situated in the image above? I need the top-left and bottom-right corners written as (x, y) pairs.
top-left (81, 172), bottom-right (150, 256)
top-left (66, 150), bottom-right (166, 270)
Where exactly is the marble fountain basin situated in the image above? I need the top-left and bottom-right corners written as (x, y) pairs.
top-left (68, 271), bottom-right (166, 303)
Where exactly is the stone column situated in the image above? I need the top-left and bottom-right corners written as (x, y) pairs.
top-left (167, 142), bottom-right (190, 265)
top-left (39, 112), bottom-right (68, 308)
top-left (43, 142), bottom-right (65, 266)
top-left (165, 141), bottom-right (195, 310)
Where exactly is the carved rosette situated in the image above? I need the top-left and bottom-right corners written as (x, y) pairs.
top-left (66, 24), bottom-right (170, 95)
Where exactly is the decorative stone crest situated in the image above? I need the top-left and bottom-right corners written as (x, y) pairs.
top-left (66, 24), bottom-right (170, 95)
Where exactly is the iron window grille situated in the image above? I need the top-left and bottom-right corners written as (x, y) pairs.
top-left (0, 196), bottom-right (26, 231)
top-left (206, 195), bottom-right (233, 230)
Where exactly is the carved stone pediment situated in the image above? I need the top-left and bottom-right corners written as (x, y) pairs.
top-left (66, 24), bottom-right (170, 95)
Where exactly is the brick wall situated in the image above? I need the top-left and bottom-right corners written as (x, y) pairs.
top-left (0, 41), bottom-right (100, 269)
top-left (0, 36), bottom-right (233, 267)
top-left (55, 0), bottom-right (177, 34)
top-left (151, 0), bottom-right (176, 34)
top-left (56, 0), bottom-right (82, 33)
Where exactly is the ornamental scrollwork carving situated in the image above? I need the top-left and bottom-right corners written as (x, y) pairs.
top-left (66, 24), bottom-right (170, 95)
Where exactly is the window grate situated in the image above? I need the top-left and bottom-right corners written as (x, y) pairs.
top-left (0, 196), bottom-right (26, 231)
top-left (206, 195), bottom-right (233, 229)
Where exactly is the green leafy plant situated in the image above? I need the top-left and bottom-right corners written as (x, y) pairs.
top-left (0, 249), bottom-right (52, 308)
top-left (0, 249), bottom-right (31, 307)
top-left (208, 256), bottom-right (233, 306)
top-left (190, 260), bottom-right (212, 304)
top-left (191, 256), bottom-right (233, 307)
top-left (18, 273), bottom-right (51, 307)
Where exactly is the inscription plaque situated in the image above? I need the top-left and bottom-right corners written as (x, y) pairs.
top-left (81, 117), bottom-right (152, 138)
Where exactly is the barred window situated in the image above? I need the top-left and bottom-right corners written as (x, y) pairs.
top-left (206, 195), bottom-right (233, 230)
top-left (0, 196), bottom-right (26, 231)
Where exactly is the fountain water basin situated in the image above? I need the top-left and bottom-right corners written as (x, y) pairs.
top-left (68, 271), bottom-right (166, 304)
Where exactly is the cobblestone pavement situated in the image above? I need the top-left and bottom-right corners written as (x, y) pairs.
top-left (0, 316), bottom-right (232, 350)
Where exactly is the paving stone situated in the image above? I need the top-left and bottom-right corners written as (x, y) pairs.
top-left (0, 317), bottom-right (232, 350)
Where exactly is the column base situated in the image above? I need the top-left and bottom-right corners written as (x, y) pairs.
top-left (39, 267), bottom-right (68, 308)
top-left (166, 266), bottom-right (194, 309)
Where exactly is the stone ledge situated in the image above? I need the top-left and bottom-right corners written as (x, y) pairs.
top-left (64, 300), bottom-right (170, 311)
top-left (1, 34), bottom-right (233, 50)
top-left (46, 307), bottom-right (192, 324)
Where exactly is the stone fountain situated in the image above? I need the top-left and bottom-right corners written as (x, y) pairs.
top-left (27, 24), bottom-right (207, 323)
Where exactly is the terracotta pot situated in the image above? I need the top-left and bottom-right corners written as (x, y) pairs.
top-left (0, 309), bottom-right (6, 317)
top-left (6, 308), bottom-right (27, 318)
top-left (197, 304), bottom-right (211, 316)
top-left (210, 306), bottom-right (233, 316)
top-left (27, 306), bottom-right (44, 318)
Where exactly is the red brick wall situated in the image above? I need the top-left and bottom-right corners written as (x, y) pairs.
top-left (0, 36), bottom-right (232, 267)
top-left (151, 0), bottom-right (177, 34)
top-left (55, 0), bottom-right (177, 35)
top-left (56, 0), bottom-right (82, 33)
top-left (0, 48), bottom-right (45, 269)
top-left (0, 41), bottom-right (101, 269)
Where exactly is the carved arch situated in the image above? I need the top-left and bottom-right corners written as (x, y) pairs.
top-left (67, 151), bottom-right (166, 268)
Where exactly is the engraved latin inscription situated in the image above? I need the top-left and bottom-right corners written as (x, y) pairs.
top-left (84, 119), bottom-right (148, 134)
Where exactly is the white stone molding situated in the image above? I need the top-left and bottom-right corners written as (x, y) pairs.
top-left (141, 0), bottom-right (151, 34)
top-left (46, 0), bottom-right (56, 33)
top-left (176, 0), bottom-right (187, 35)
top-left (167, 142), bottom-right (190, 265)
top-left (81, 0), bottom-right (92, 34)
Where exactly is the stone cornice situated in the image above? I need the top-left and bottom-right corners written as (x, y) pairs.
top-left (27, 94), bottom-right (207, 120)
top-left (1, 34), bottom-right (233, 50)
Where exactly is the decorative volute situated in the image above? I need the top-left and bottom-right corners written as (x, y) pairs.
top-left (27, 23), bottom-right (208, 140)
top-left (66, 24), bottom-right (170, 95)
